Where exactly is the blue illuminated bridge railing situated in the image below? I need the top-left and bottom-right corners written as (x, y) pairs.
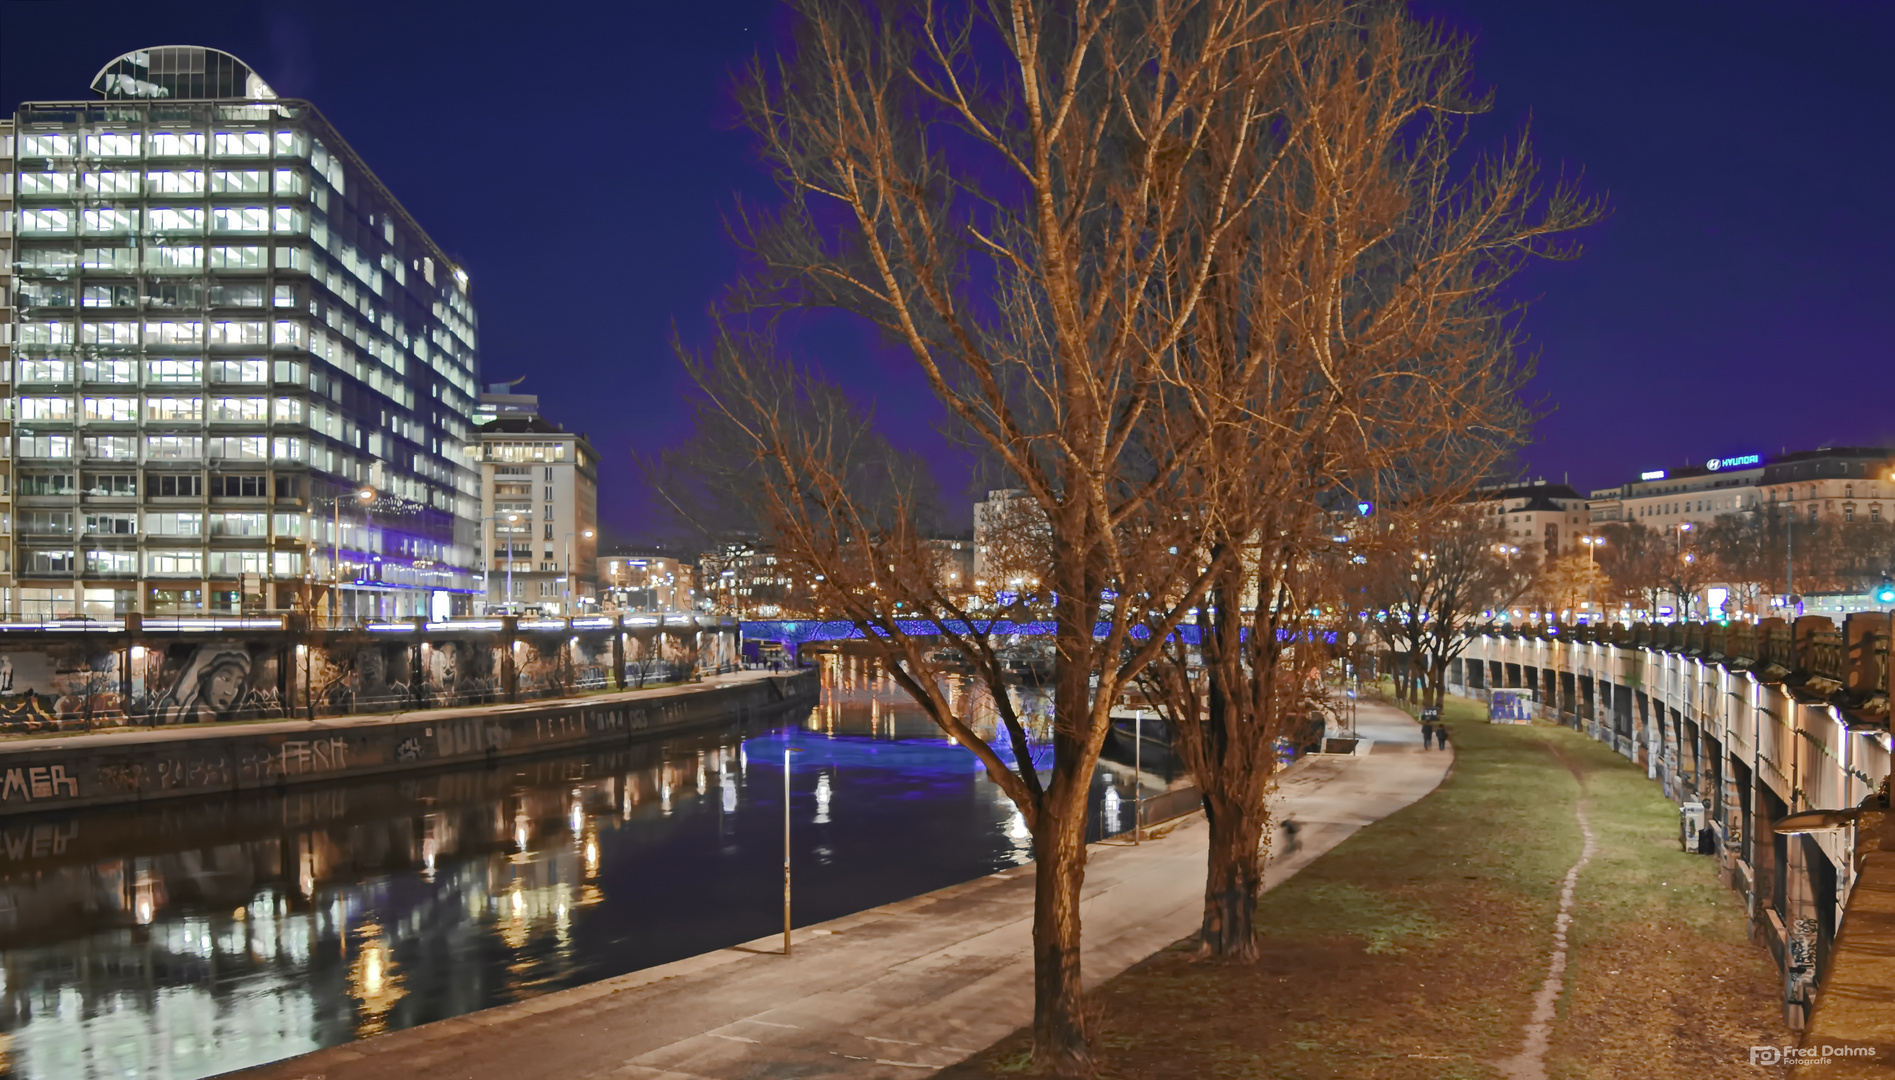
top-left (740, 619), bottom-right (1339, 649)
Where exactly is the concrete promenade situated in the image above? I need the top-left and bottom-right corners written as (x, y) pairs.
top-left (233, 702), bottom-right (1451, 1080)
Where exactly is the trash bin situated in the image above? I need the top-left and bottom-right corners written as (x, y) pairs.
top-left (1679, 800), bottom-right (1706, 852)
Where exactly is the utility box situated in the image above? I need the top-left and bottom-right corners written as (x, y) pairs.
top-left (1680, 800), bottom-right (1706, 851)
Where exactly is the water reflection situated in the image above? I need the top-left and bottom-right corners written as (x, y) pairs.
top-left (0, 658), bottom-right (1135, 1079)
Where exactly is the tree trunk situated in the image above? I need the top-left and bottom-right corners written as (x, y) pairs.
top-left (1031, 798), bottom-right (1091, 1074)
top-left (1198, 794), bottom-right (1264, 959)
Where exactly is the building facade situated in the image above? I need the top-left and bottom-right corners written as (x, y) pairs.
top-left (1469, 481), bottom-right (1590, 557)
top-left (599, 548), bottom-right (693, 613)
top-left (1756, 447), bottom-right (1894, 527)
top-left (2, 47), bottom-right (483, 620)
top-left (1587, 454), bottom-right (1767, 530)
top-left (474, 382), bottom-right (596, 615)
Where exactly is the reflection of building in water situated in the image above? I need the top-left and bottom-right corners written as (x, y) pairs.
top-left (0, 735), bottom-right (734, 1080)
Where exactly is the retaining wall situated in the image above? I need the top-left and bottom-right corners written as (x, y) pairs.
top-left (0, 670), bottom-right (816, 816)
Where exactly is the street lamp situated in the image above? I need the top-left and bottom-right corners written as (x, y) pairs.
top-left (562, 529), bottom-right (595, 616)
top-left (479, 512), bottom-right (521, 614)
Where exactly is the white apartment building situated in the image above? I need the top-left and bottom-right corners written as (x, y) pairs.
top-left (475, 382), bottom-right (597, 615)
top-left (1588, 453), bottom-right (1766, 531)
top-left (1469, 481), bottom-right (1590, 557)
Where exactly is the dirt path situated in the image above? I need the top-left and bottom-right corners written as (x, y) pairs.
top-left (1499, 795), bottom-right (1598, 1080)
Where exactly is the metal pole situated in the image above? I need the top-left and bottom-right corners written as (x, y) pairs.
top-left (783, 745), bottom-right (793, 956)
top-left (330, 496), bottom-right (341, 626)
top-left (1133, 708), bottom-right (1142, 844)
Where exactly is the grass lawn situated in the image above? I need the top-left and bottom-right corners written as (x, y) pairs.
top-left (940, 695), bottom-right (1784, 1079)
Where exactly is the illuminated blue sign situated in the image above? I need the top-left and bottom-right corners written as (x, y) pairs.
top-left (1705, 454), bottom-right (1762, 471)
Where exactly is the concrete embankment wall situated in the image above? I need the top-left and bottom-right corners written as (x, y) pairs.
top-left (0, 672), bottom-right (816, 816)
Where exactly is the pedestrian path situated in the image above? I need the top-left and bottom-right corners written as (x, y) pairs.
top-left (234, 701), bottom-right (1452, 1080)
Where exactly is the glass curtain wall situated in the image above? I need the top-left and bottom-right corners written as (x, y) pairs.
top-left (8, 92), bottom-right (482, 620)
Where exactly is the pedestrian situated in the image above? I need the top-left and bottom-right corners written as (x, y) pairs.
top-left (1435, 722), bottom-right (1450, 751)
top-left (1421, 720), bottom-right (1435, 750)
top-left (1282, 817), bottom-right (1302, 857)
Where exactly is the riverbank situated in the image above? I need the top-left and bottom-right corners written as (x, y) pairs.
top-left (226, 701), bottom-right (1448, 1080)
top-left (942, 694), bottom-right (1785, 1080)
top-left (0, 669), bottom-right (815, 815)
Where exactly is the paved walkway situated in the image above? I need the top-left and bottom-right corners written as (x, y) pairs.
top-left (235, 702), bottom-right (1451, 1080)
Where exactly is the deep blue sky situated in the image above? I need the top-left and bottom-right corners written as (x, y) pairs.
top-left (5, 1), bottom-right (1890, 542)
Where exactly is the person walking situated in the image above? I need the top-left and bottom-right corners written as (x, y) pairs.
top-left (1435, 722), bottom-right (1451, 751)
top-left (1421, 719), bottom-right (1435, 750)
top-left (1281, 817), bottom-right (1303, 858)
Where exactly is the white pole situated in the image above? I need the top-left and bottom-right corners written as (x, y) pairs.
top-left (1133, 709), bottom-right (1143, 844)
top-left (783, 746), bottom-right (793, 956)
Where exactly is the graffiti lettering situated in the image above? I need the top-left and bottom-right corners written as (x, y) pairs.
top-left (1, 820), bottom-right (77, 860)
top-left (0, 764), bottom-right (80, 802)
top-left (395, 736), bottom-right (424, 762)
top-left (279, 737), bottom-right (348, 776)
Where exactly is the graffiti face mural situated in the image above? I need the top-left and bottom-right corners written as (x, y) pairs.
top-left (148, 645), bottom-right (282, 724)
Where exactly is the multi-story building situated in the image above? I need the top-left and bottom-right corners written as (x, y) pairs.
top-left (1756, 447), bottom-right (1894, 527)
top-left (697, 543), bottom-right (803, 618)
top-left (3, 47), bottom-right (483, 620)
top-left (599, 547), bottom-right (693, 613)
top-left (1468, 481), bottom-right (1590, 558)
top-left (1587, 453), bottom-right (1767, 530)
top-left (474, 380), bottom-right (597, 615)
top-left (1585, 448), bottom-right (1894, 533)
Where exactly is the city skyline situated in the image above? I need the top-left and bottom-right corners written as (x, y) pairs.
top-left (5, 0), bottom-right (1889, 541)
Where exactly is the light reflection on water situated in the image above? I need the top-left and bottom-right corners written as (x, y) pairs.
top-left (0, 658), bottom-right (1135, 1080)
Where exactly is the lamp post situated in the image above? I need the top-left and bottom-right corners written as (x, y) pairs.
top-left (783, 744), bottom-right (804, 955)
top-left (1673, 522), bottom-right (1694, 622)
top-left (478, 512), bottom-right (520, 615)
top-left (562, 529), bottom-right (595, 616)
top-left (1579, 535), bottom-right (1605, 618)
top-left (330, 486), bottom-right (375, 625)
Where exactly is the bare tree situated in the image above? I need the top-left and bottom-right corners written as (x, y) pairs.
top-left (683, 0), bottom-right (1597, 1061)
top-left (1368, 508), bottom-right (1538, 706)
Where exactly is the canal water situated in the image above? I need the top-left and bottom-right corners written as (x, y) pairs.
top-left (0, 663), bottom-right (1144, 1079)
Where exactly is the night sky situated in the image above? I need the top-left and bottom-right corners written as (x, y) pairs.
top-left (4, 1), bottom-right (1890, 541)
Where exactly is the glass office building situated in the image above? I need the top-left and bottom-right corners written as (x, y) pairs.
top-left (1, 46), bottom-right (482, 619)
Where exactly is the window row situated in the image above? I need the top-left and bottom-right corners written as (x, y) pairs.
top-left (16, 510), bottom-right (306, 537)
top-left (17, 434), bottom-right (308, 462)
top-left (14, 473), bottom-right (301, 499)
top-left (15, 245), bottom-right (306, 272)
top-left (18, 320), bottom-right (306, 347)
top-left (16, 168), bottom-right (308, 198)
top-left (16, 396), bottom-right (302, 423)
top-left (18, 282), bottom-right (297, 310)
top-left (18, 130), bottom-right (307, 160)
top-left (17, 206), bottom-right (308, 236)
top-left (17, 549), bottom-right (307, 577)
top-left (13, 358), bottom-right (302, 385)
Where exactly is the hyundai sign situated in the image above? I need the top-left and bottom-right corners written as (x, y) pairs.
top-left (1706, 454), bottom-right (1762, 471)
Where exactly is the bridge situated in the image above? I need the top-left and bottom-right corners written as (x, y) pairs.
top-left (739, 618), bottom-right (1338, 650)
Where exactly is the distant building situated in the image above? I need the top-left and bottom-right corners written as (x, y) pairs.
top-left (1586, 447), bottom-right (1894, 532)
top-left (1588, 456), bottom-right (1766, 531)
top-left (697, 542), bottom-right (799, 618)
top-left (599, 547), bottom-right (693, 613)
top-left (1468, 481), bottom-right (1589, 558)
top-left (474, 380), bottom-right (597, 614)
top-left (928, 536), bottom-right (974, 600)
top-left (2, 46), bottom-right (485, 621)
top-left (1757, 447), bottom-right (1895, 527)
top-left (972, 488), bottom-right (1047, 587)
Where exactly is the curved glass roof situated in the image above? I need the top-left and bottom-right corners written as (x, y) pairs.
top-left (91, 46), bottom-right (277, 101)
